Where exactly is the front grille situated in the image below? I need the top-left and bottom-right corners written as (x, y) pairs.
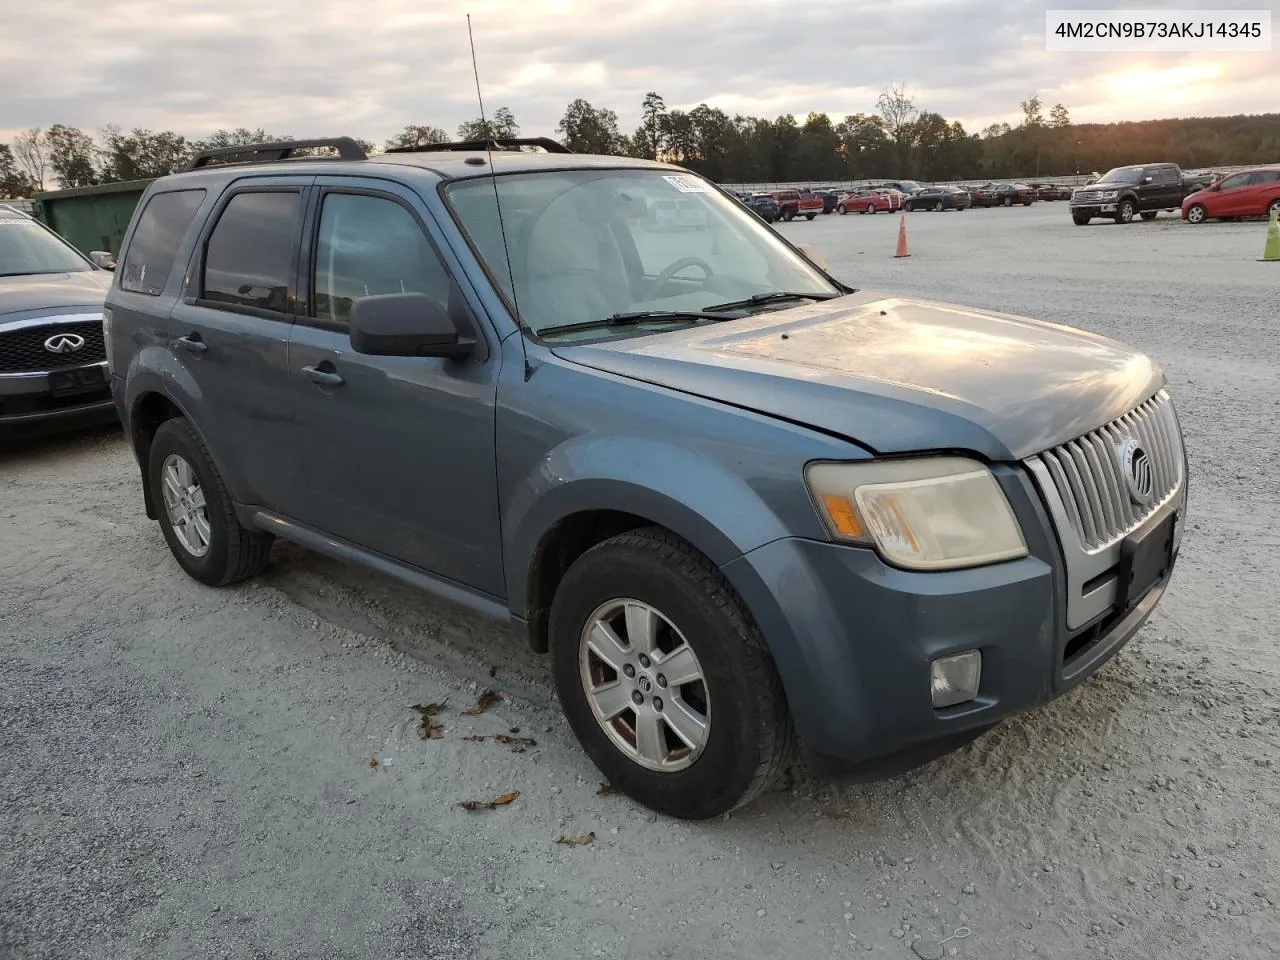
top-left (0, 320), bottom-right (106, 373)
top-left (1025, 392), bottom-right (1184, 551)
top-left (1073, 191), bottom-right (1108, 203)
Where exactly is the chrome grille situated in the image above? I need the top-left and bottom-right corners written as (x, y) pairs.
top-left (1026, 392), bottom-right (1184, 552)
top-left (1073, 190), bottom-right (1107, 203)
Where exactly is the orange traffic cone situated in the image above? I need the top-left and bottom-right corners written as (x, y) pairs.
top-left (894, 215), bottom-right (910, 258)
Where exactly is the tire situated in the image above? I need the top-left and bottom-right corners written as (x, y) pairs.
top-left (1268, 199), bottom-right (1280, 220)
top-left (1072, 213), bottom-right (1091, 225)
top-left (148, 418), bottom-right (273, 587)
top-left (866, 203), bottom-right (876, 214)
top-left (548, 527), bottom-right (796, 820)
top-left (1003, 196), bottom-right (1013, 207)
top-left (782, 209), bottom-right (794, 222)
top-left (836, 204), bottom-right (846, 215)
top-left (805, 214), bottom-right (815, 220)
top-left (1185, 204), bottom-right (1207, 224)
top-left (1117, 199), bottom-right (1136, 223)
top-left (1140, 211), bottom-right (1157, 220)
top-left (934, 200), bottom-right (944, 212)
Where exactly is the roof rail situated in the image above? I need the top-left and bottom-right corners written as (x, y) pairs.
top-left (383, 137), bottom-right (572, 155)
top-left (184, 136), bottom-right (368, 171)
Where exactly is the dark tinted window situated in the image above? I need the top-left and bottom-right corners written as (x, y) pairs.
top-left (1217, 172), bottom-right (1251, 190)
top-left (313, 193), bottom-right (452, 325)
top-left (119, 189), bottom-right (206, 295)
top-left (202, 191), bottom-right (299, 313)
top-left (1150, 166), bottom-right (1179, 184)
top-left (0, 216), bottom-right (92, 276)
top-left (1250, 170), bottom-right (1280, 184)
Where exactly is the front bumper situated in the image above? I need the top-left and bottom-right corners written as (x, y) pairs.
top-left (1071, 202), bottom-right (1119, 216)
top-left (721, 466), bottom-right (1179, 778)
top-left (0, 361), bottom-right (120, 439)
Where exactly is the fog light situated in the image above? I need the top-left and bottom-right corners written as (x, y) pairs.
top-left (930, 651), bottom-right (981, 708)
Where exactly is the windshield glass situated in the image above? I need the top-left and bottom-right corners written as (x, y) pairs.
top-left (0, 215), bottom-right (93, 276)
top-left (444, 169), bottom-right (840, 337)
top-left (1099, 166), bottom-right (1143, 184)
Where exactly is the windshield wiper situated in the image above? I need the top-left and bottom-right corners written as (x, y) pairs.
top-left (702, 291), bottom-right (840, 313)
top-left (536, 310), bottom-right (730, 338)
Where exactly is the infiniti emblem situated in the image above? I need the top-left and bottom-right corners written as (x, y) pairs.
top-left (44, 333), bottom-right (86, 354)
top-left (1116, 435), bottom-right (1154, 506)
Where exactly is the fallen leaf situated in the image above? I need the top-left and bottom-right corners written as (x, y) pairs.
top-left (461, 734), bottom-right (537, 753)
top-left (488, 665), bottom-right (498, 678)
top-left (597, 783), bottom-right (616, 796)
top-left (461, 689), bottom-right (503, 716)
top-left (368, 757), bottom-right (379, 771)
top-left (457, 790), bottom-right (520, 812)
top-left (410, 701), bottom-right (448, 739)
top-left (555, 832), bottom-right (596, 847)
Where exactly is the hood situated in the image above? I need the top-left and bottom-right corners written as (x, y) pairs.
top-left (550, 291), bottom-right (1164, 461)
top-left (0, 271), bottom-right (110, 320)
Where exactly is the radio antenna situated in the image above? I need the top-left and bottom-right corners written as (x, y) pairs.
top-left (467, 14), bottom-right (531, 380)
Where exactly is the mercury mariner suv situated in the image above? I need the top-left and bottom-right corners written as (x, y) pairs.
top-left (104, 136), bottom-right (1188, 820)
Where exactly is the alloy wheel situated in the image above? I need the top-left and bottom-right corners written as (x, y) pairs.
top-left (161, 453), bottom-right (211, 557)
top-left (578, 598), bottom-right (711, 773)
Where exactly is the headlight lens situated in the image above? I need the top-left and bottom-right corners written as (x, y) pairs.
top-left (805, 457), bottom-right (1028, 570)
top-left (1099, 190), bottom-right (1119, 199)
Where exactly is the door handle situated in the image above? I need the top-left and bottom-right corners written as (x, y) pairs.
top-left (301, 364), bottom-right (344, 387)
top-left (175, 334), bottom-right (207, 354)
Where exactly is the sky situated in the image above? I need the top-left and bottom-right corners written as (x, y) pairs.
top-left (2, 0), bottom-right (1277, 148)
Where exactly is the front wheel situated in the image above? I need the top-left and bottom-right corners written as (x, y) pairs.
top-left (866, 203), bottom-right (876, 214)
top-left (1117, 199), bottom-right (1136, 223)
top-left (1185, 204), bottom-right (1207, 223)
top-left (549, 528), bottom-right (796, 820)
top-left (805, 213), bottom-right (815, 220)
top-left (836, 204), bottom-right (847, 215)
top-left (148, 418), bottom-right (273, 586)
top-left (1003, 196), bottom-right (1013, 207)
top-left (1268, 199), bottom-right (1280, 220)
top-left (1072, 212), bottom-right (1091, 225)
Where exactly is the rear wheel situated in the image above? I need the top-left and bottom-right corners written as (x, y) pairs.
top-left (866, 202), bottom-right (876, 214)
top-left (148, 418), bottom-right (272, 586)
top-left (782, 209), bottom-right (794, 222)
top-left (1268, 199), bottom-right (1280, 220)
top-left (1185, 204), bottom-right (1207, 224)
top-left (1140, 211), bottom-right (1158, 220)
top-left (549, 527), bottom-right (796, 820)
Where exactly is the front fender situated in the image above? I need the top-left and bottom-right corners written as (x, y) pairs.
top-left (503, 434), bottom-right (811, 618)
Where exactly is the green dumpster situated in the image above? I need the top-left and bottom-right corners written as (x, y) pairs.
top-left (33, 178), bottom-right (154, 257)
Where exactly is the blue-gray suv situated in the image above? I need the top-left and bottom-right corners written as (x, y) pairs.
top-left (105, 136), bottom-right (1188, 820)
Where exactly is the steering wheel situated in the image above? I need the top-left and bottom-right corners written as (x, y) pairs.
top-left (646, 257), bottom-right (714, 298)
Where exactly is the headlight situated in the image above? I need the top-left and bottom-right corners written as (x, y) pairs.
top-left (1098, 190), bottom-right (1119, 199)
top-left (804, 457), bottom-right (1028, 571)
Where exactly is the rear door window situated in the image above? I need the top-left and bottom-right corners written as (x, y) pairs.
top-left (119, 189), bottom-right (206, 295)
top-left (201, 190), bottom-right (301, 314)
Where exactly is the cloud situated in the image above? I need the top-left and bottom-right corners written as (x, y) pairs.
top-left (2, 0), bottom-right (1276, 146)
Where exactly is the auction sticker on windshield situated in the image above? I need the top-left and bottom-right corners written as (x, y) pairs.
top-left (663, 175), bottom-right (711, 193)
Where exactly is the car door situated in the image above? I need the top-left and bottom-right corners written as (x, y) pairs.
top-left (285, 177), bottom-right (505, 596)
top-left (168, 177), bottom-right (312, 514)
top-left (1154, 166), bottom-right (1183, 207)
top-left (1253, 171), bottom-right (1280, 215)
top-left (1210, 172), bottom-right (1254, 217)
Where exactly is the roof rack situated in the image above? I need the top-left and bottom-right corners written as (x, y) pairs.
top-left (184, 136), bottom-right (368, 171)
top-left (383, 137), bottom-right (571, 155)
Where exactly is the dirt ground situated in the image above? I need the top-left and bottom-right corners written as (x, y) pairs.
top-left (2, 203), bottom-right (1277, 960)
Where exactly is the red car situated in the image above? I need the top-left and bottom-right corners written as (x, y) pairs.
top-left (836, 188), bottom-right (904, 215)
top-left (1181, 167), bottom-right (1280, 224)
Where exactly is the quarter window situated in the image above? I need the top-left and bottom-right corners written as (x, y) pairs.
top-left (119, 189), bottom-right (206, 295)
top-left (202, 191), bottom-right (299, 313)
top-left (312, 193), bottom-right (452, 325)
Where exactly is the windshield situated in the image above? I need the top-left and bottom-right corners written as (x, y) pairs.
top-left (0, 216), bottom-right (93, 276)
top-left (444, 169), bottom-right (840, 337)
top-left (1098, 166), bottom-right (1143, 185)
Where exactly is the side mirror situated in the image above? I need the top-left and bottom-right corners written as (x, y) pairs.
top-left (89, 250), bottom-right (116, 270)
top-left (796, 242), bottom-right (828, 272)
top-left (349, 292), bottom-right (475, 359)
top-left (1142, 176), bottom-right (1154, 184)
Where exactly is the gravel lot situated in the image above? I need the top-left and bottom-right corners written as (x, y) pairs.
top-left (3, 203), bottom-right (1277, 960)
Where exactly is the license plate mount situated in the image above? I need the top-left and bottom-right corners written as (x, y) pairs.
top-left (49, 365), bottom-right (105, 396)
top-left (1117, 511), bottom-right (1175, 609)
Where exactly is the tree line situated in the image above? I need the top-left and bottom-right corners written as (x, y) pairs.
top-left (4, 88), bottom-right (1279, 198)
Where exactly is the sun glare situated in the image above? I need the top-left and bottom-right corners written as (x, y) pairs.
top-left (1101, 63), bottom-right (1222, 102)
